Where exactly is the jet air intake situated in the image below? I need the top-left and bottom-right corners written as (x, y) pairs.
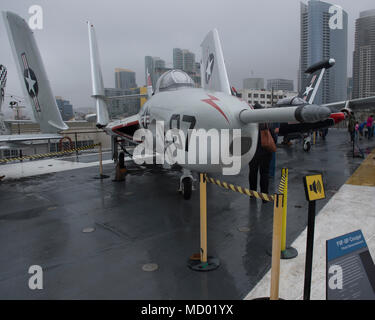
top-left (239, 104), bottom-right (331, 124)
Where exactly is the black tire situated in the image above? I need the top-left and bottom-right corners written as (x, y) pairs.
top-left (182, 177), bottom-right (192, 200)
top-left (119, 151), bottom-right (125, 168)
top-left (303, 141), bottom-right (311, 152)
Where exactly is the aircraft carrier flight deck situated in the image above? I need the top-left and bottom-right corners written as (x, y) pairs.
top-left (1, 129), bottom-right (374, 300)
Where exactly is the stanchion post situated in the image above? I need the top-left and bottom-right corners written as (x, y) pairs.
top-left (302, 174), bottom-right (325, 300)
top-left (270, 194), bottom-right (284, 300)
top-left (99, 142), bottom-right (103, 177)
top-left (188, 173), bottom-right (219, 272)
top-left (281, 169), bottom-right (288, 252)
top-left (303, 200), bottom-right (316, 300)
top-left (200, 173), bottom-right (208, 263)
top-left (95, 143), bottom-right (109, 180)
top-left (280, 168), bottom-right (298, 260)
top-left (75, 132), bottom-right (78, 157)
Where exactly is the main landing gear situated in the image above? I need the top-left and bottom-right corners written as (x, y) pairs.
top-left (303, 134), bottom-right (311, 152)
top-left (178, 169), bottom-right (195, 200)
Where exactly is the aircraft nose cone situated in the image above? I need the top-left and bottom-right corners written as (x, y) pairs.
top-left (300, 104), bottom-right (331, 122)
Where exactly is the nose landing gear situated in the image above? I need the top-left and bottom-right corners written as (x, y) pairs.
top-left (178, 169), bottom-right (195, 200)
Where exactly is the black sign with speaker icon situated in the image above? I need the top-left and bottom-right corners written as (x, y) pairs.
top-left (303, 174), bottom-right (325, 201)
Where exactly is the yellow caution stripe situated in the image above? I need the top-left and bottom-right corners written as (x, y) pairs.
top-left (278, 175), bottom-right (286, 194)
top-left (0, 144), bottom-right (101, 164)
top-left (204, 174), bottom-right (275, 202)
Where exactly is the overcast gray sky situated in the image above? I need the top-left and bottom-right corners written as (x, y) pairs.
top-left (1, 0), bottom-right (374, 113)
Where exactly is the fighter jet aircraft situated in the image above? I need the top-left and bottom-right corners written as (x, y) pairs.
top-left (88, 23), bottom-right (331, 199)
top-left (1, 12), bottom-right (68, 151)
top-left (273, 58), bottom-right (375, 151)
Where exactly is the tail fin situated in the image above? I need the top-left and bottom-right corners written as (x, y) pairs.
top-left (87, 22), bottom-right (110, 128)
top-left (201, 29), bottom-right (231, 95)
top-left (146, 68), bottom-right (153, 98)
top-left (299, 58), bottom-right (335, 104)
top-left (0, 64), bottom-right (7, 111)
top-left (3, 11), bottom-right (68, 133)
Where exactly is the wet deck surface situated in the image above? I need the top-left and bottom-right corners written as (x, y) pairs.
top-left (0, 129), bottom-right (374, 299)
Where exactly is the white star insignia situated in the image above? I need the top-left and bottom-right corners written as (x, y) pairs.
top-left (303, 84), bottom-right (314, 96)
top-left (25, 71), bottom-right (36, 95)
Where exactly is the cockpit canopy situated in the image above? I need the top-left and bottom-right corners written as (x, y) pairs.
top-left (276, 96), bottom-right (306, 106)
top-left (154, 70), bottom-right (195, 93)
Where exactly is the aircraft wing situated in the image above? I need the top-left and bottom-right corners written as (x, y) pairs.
top-left (104, 94), bottom-right (147, 101)
top-left (106, 114), bottom-right (141, 143)
top-left (239, 104), bottom-right (331, 124)
top-left (4, 119), bottom-right (35, 124)
top-left (323, 96), bottom-right (375, 111)
top-left (0, 133), bottom-right (61, 143)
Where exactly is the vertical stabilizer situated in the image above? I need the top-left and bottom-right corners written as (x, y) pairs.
top-left (200, 29), bottom-right (231, 95)
top-left (3, 11), bottom-right (68, 132)
top-left (0, 64), bottom-right (7, 111)
top-left (299, 58), bottom-right (335, 104)
top-left (87, 21), bottom-right (110, 127)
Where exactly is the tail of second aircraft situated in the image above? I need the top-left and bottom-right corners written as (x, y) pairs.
top-left (0, 64), bottom-right (7, 111)
top-left (299, 58), bottom-right (335, 104)
top-left (87, 22), bottom-right (110, 128)
top-left (200, 29), bottom-right (231, 95)
top-left (3, 11), bottom-right (68, 133)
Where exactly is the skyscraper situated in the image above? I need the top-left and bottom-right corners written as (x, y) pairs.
top-left (173, 48), bottom-right (196, 73)
top-left (115, 68), bottom-right (137, 89)
top-left (145, 56), bottom-right (166, 89)
top-left (299, 0), bottom-right (348, 104)
top-left (352, 9), bottom-right (375, 99)
top-left (55, 96), bottom-right (74, 121)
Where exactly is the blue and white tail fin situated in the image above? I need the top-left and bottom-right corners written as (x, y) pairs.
top-left (3, 11), bottom-right (68, 133)
top-left (299, 58), bottom-right (335, 104)
top-left (87, 22), bottom-right (110, 128)
top-left (200, 29), bottom-right (231, 95)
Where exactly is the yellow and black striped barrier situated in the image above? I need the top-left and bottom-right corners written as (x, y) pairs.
top-left (192, 172), bottom-right (286, 299)
top-left (204, 173), bottom-right (275, 202)
top-left (0, 143), bottom-right (101, 164)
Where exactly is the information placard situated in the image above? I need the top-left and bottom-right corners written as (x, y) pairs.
top-left (326, 230), bottom-right (375, 300)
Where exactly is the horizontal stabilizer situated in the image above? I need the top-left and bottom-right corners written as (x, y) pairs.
top-left (0, 133), bottom-right (62, 143)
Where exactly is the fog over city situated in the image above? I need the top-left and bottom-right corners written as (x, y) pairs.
top-left (0, 0), bottom-right (374, 113)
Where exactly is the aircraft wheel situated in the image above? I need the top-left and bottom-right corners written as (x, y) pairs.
top-left (303, 141), bottom-right (311, 152)
top-left (119, 151), bottom-right (125, 168)
top-left (182, 177), bottom-right (192, 200)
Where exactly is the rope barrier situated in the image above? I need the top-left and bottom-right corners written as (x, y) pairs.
top-left (204, 174), bottom-right (275, 202)
top-left (0, 143), bottom-right (101, 164)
